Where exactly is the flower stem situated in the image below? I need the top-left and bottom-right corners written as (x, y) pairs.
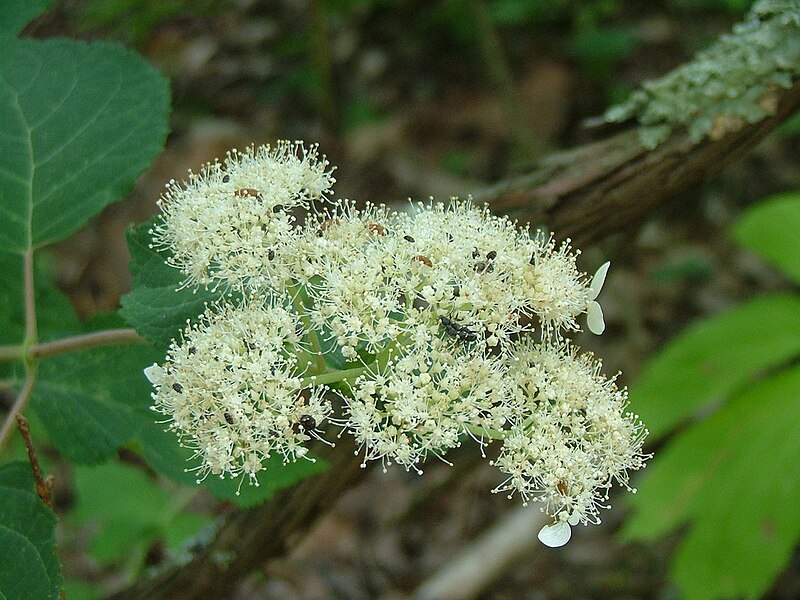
top-left (301, 365), bottom-right (370, 387)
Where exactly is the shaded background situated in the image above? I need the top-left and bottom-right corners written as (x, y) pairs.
top-left (20, 0), bottom-right (800, 598)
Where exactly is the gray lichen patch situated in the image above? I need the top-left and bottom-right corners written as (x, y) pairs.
top-left (605, 0), bottom-right (800, 149)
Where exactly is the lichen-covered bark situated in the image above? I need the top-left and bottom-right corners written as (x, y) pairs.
top-left (476, 78), bottom-right (800, 247)
top-left (604, 0), bottom-right (800, 148)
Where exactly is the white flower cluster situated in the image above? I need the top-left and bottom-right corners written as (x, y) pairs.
top-left (145, 141), bottom-right (648, 546)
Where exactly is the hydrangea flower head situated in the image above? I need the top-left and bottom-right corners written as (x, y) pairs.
top-left (150, 141), bottom-right (335, 292)
top-left (143, 140), bottom-right (649, 544)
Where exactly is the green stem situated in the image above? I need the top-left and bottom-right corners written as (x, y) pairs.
top-left (464, 423), bottom-right (504, 441)
top-left (301, 365), bottom-right (371, 387)
top-left (289, 281), bottom-right (326, 374)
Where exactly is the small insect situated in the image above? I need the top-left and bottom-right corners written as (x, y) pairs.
top-left (222, 174), bottom-right (230, 183)
top-left (224, 412), bottom-right (235, 425)
top-left (474, 250), bottom-right (497, 274)
top-left (234, 188), bottom-right (261, 198)
top-left (403, 235), bottom-right (415, 243)
top-left (172, 382), bottom-right (184, 393)
top-left (412, 254), bottom-right (433, 267)
top-left (556, 481), bottom-right (569, 495)
top-left (439, 316), bottom-right (478, 342)
top-left (367, 222), bottom-right (387, 235)
top-left (299, 414), bottom-right (317, 431)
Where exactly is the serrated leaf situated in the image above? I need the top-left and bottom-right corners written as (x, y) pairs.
top-left (31, 344), bottom-right (163, 464)
top-left (71, 462), bottom-right (211, 567)
top-left (120, 220), bottom-right (223, 348)
top-left (0, 38), bottom-right (168, 253)
top-left (0, 0), bottom-right (52, 38)
top-left (626, 365), bottom-right (800, 600)
top-left (732, 191), bottom-right (800, 285)
top-left (0, 462), bottom-right (62, 600)
top-left (630, 293), bottom-right (800, 440)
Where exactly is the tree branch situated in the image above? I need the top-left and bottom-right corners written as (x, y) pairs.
top-left (474, 78), bottom-right (800, 247)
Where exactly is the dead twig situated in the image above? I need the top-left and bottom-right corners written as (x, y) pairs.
top-left (15, 414), bottom-right (54, 508)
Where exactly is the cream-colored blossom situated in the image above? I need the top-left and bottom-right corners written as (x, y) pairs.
top-left (146, 300), bottom-right (331, 487)
top-left (144, 141), bottom-right (648, 545)
top-left (151, 141), bottom-right (335, 292)
top-left (492, 339), bottom-right (648, 527)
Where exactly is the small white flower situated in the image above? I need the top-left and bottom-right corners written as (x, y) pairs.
top-left (586, 261), bottom-right (610, 335)
top-left (537, 512), bottom-right (581, 547)
top-left (144, 364), bottom-right (165, 385)
top-left (538, 520), bottom-right (571, 547)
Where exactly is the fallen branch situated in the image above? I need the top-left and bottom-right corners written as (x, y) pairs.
top-left (475, 79), bottom-right (800, 247)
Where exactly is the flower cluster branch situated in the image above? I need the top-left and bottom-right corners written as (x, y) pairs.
top-left (144, 141), bottom-right (648, 546)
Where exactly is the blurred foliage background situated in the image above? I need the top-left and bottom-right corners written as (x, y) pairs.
top-left (9, 0), bottom-right (800, 598)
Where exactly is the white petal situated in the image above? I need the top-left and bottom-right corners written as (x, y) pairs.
top-left (587, 301), bottom-right (606, 335)
top-left (588, 261), bottom-right (611, 301)
top-left (567, 512), bottom-right (581, 526)
top-left (537, 521), bottom-right (572, 547)
top-left (144, 364), bottom-right (166, 385)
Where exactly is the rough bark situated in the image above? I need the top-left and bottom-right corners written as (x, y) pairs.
top-left (474, 79), bottom-right (800, 247)
top-left (108, 77), bottom-right (800, 600)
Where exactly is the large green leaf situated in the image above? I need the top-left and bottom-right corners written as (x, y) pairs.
top-left (0, 462), bottom-right (62, 600)
top-left (31, 344), bottom-right (163, 464)
top-left (0, 38), bottom-right (168, 253)
top-left (120, 220), bottom-right (222, 348)
top-left (732, 191), bottom-right (800, 285)
top-left (630, 293), bottom-right (800, 440)
top-left (625, 364), bottom-right (800, 600)
top-left (0, 0), bottom-right (52, 38)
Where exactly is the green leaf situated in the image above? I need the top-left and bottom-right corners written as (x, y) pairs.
top-left (0, 462), bottom-right (62, 600)
top-left (0, 38), bottom-right (169, 253)
top-left (31, 344), bottom-right (163, 464)
top-left (625, 365), bottom-right (800, 600)
top-left (0, 0), bottom-right (52, 38)
top-left (732, 191), bottom-right (800, 285)
top-left (71, 462), bottom-right (211, 567)
top-left (630, 293), bottom-right (800, 440)
top-left (120, 220), bottom-right (223, 348)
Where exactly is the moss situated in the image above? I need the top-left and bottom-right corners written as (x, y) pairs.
top-left (605, 0), bottom-right (800, 148)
